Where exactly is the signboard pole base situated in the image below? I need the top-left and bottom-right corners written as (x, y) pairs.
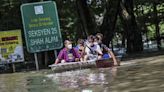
top-left (54, 50), bottom-right (57, 59)
top-left (12, 63), bottom-right (16, 73)
top-left (34, 53), bottom-right (39, 71)
top-left (44, 52), bottom-right (48, 66)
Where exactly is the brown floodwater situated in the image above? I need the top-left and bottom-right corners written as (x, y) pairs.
top-left (0, 55), bottom-right (164, 92)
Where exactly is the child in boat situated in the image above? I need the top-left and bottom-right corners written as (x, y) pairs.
top-left (84, 35), bottom-right (103, 61)
top-left (54, 40), bottom-right (81, 64)
top-left (96, 33), bottom-right (119, 66)
top-left (75, 39), bottom-right (86, 61)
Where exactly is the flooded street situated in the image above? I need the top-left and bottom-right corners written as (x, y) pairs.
top-left (0, 55), bottom-right (164, 92)
top-left (110, 55), bottom-right (164, 92)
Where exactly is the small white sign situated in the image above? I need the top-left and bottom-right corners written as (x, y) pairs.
top-left (82, 90), bottom-right (93, 92)
top-left (34, 5), bottom-right (44, 15)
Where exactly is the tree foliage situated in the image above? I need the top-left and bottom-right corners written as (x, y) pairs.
top-left (0, 0), bottom-right (163, 53)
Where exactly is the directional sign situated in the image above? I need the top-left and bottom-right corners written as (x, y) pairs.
top-left (21, 1), bottom-right (63, 53)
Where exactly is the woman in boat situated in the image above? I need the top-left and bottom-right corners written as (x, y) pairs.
top-left (84, 35), bottom-right (103, 61)
top-left (96, 33), bottom-right (119, 66)
top-left (75, 39), bottom-right (86, 61)
top-left (54, 40), bottom-right (81, 64)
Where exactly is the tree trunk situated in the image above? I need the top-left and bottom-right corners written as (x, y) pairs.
top-left (153, 2), bottom-right (161, 50)
top-left (76, 0), bottom-right (97, 36)
top-left (119, 0), bottom-right (143, 53)
top-left (100, 0), bottom-right (120, 46)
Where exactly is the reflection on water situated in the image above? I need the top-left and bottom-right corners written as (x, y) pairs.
top-left (0, 55), bottom-right (164, 92)
top-left (46, 67), bottom-right (118, 92)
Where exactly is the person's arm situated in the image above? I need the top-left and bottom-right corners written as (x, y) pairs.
top-left (108, 49), bottom-right (119, 66)
top-left (54, 50), bottom-right (63, 64)
top-left (85, 47), bottom-right (90, 55)
top-left (102, 44), bottom-right (119, 65)
top-left (83, 47), bottom-right (90, 61)
top-left (73, 48), bottom-right (81, 62)
top-left (96, 45), bottom-right (103, 55)
top-left (54, 58), bottom-right (60, 64)
top-left (79, 47), bottom-right (85, 61)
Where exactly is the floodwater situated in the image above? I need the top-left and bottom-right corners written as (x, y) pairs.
top-left (0, 55), bottom-right (164, 92)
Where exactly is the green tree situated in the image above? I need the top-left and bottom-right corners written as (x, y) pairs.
top-left (119, 0), bottom-right (143, 53)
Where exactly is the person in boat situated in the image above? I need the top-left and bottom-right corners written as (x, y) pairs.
top-left (54, 40), bottom-right (81, 64)
top-left (96, 33), bottom-right (119, 66)
top-left (84, 35), bottom-right (103, 61)
top-left (75, 39), bottom-right (86, 61)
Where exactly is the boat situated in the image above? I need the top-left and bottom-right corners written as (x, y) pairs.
top-left (49, 58), bottom-right (118, 72)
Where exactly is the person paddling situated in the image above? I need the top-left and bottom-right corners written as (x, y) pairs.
top-left (96, 33), bottom-right (120, 66)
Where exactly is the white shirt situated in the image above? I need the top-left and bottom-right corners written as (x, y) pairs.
top-left (85, 44), bottom-right (103, 55)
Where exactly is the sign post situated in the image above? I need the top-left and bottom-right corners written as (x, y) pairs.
top-left (34, 53), bottom-right (39, 71)
top-left (44, 51), bottom-right (48, 66)
top-left (54, 50), bottom-right (57, 60)
top-left (21, 1), bottom-right (63, 70)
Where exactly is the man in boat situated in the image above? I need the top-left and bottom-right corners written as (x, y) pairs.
top-left (75, 39), bottom-right (85, 61)
top-left (84, 35), bottom-right (103, 61)
top-left (54, 40), bottom-right (81, 64)
top-left (96, 33), bottom-right (119, 66)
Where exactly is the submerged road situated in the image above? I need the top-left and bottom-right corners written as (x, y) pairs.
top-left (0, 55), bottom-right (164, 92)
